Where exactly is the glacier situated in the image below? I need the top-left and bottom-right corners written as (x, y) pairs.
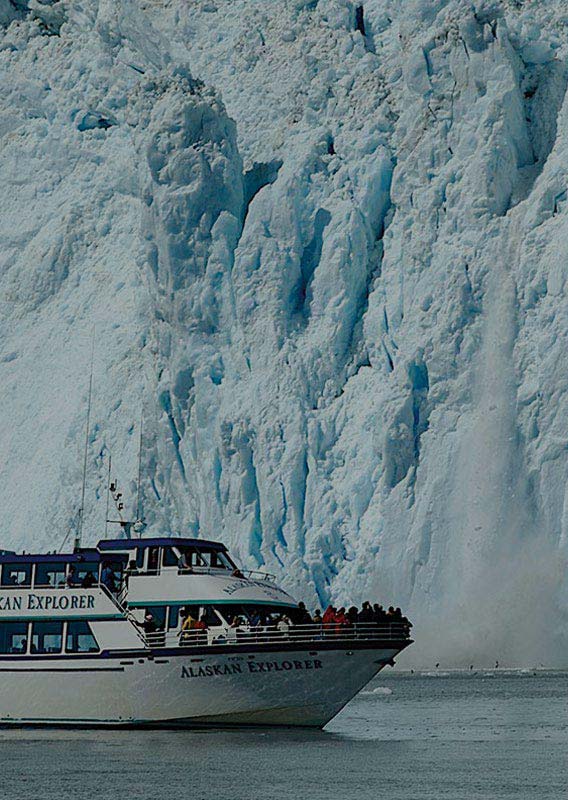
top-left (1, 0), bottom-right (568, 666)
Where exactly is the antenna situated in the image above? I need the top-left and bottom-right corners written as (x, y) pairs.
top-left (136, 407), bottom-right (143, 527)
top-left (104, 454), bottom-right (112, 538)
top-left (74, 329), bottom-right (95, 551)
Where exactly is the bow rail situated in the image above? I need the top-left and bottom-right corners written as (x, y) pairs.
top-left (143, 622), bottom-right (412, 650)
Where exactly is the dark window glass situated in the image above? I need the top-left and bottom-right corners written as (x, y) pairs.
top-left (201, 606), bottom-right (222, 626)
top-left (178, 548), bottom-right (196, 567)
top-left (147, 548), bottom-right (159, 572)
top-left (162, 547), bottom-right (178, 567)
top-left (35, 562), bottom-right (66, 587)
top-left (196, 550), bottom-right (212, 567)
top-left (0, 622), bottom-right (29, 654)
top-left (213, 604), bottom-right (246, 625)
top-left (104, 559), bottom-right (125, 591)
top-left (211, 551), bottom-right (234, 569)
top-left (1, 563), bottom-right (32, 587)
top-left (66, 621), bottom-right (99, 653)
top-left (136, 547), bottom-right (145, 570)
top-left (31, 621), bottom-right (63, 654)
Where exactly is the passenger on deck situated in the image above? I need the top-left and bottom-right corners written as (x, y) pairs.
top-left (65, 566), bottom-right (77, 588)
top-left (101, 562), bottom-right (116, 593)
top-left (126, 559), bottom-right (138, 576)
top-left (142, 613), bottom-right (158, 634)
top-left (81, 571), bottom-right (96, 589)
top-left (179, 610), bottom-right (197, 644)
top-left (347, 606), bottom-right (359, 625)
top-left (250, 610), bottom-right (262, 628)
top-left (373, 603), bottom-right (387, 623)
top-left (296, 602), bottom-right (313, 625)
top-left (334, 607), bottom-right (349, 632)
top-left (358, 601), bottom-right (374, 624)
top-left (322, 605), bottom-right (336, 629)
top-left (277, 615), bottom-right (292, 634)
top-left (194, 615), bottom-right (208, 643)
top-left (312, 609), bottom-right (323, 625)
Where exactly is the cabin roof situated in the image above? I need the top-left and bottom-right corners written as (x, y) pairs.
top-left (0, 537), bottom-right (228, 564)
top-left (96, 537), bottom-right (227, 552)
top-left (0, 549), bottom-right (100, 565)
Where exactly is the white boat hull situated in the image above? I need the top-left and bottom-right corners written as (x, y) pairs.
top-left (0, 643), bottom-right (405, 728)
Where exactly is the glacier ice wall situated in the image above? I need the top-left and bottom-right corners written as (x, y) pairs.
top-left (2, 0), bottom-right (568, 665)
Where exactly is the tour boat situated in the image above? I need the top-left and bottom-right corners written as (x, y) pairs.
top-left (0, 536), bottom-right (412, 728)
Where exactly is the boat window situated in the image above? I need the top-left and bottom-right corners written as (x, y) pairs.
top-left (162, 547), bottom-right (178, 568)
top-left (211, 551), bottom-right (234, 570)
top-left (35, 562), bottom-right (67, 588)
top-left (177, 548), bottom-right (197, 568)
top-left (76, 562), bottom-right (99, 587)
top-left (0, 622), bottom-right (29, 654)
top-left (195, 550), bottom-right (212, 567)
top-left (201, 606), bottom-right (223, 627)
top-left (66, 621), bottom-right (99, 653)
top-left (136, 547), bottom-right (145, 570)
top-left (215, 604), bottom-right (248, 625)
top-left (168, 604), bottom-right (200, 630)
top-left (106, 558), bottom-right (126, 583)
top-left (147, 547), bottom-right (160, 572)
top-left (31, 621), bottom-right (63, 655)
top-left (1, 562), bottom-right (32, 587)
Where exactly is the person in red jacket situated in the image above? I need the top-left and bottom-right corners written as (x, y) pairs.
top-left (194, 614), bottom-right (208, 644)
top-left (334, 607), bottom-right (349, 634)
top-left (322, 605), bottom-right (336, 632)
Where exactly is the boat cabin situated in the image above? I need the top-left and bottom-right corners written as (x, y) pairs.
top-left (0, 536), bottom-right (299, 655)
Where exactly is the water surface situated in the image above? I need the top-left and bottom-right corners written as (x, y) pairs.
top-left (0, 670), bottom-right (566, 800)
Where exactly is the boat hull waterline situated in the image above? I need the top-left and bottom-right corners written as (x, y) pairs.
top-left (0, 643), bottom-right (408, 728)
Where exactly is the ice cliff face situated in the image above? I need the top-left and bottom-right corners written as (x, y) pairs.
top-left (2, 0), bottom-right (568, 665)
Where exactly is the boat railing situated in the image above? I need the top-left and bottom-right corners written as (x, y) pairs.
top-left (175, 567), bottom-right (277, 582)
top-left (177, 566), bottom-right (233, 577)
top-left (142, 622), bottom-right (411, 650)
top-left (240, 569), bottom-right (277, 583)
top-left (117, 566), bottom-right (277, 583)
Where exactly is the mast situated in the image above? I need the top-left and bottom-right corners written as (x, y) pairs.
top-left (75, 330), bottom-right (95, 551)
top-left (104, 454), bottom-right (112, 539)
top-left (135, 406), bottom-right (143, 527)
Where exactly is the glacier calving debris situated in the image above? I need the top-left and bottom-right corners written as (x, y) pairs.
top-left (1, 0), bottom-right (568, 664)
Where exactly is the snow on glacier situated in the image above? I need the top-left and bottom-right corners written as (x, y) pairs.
top-left (1, 0), bottom-right (568, 665)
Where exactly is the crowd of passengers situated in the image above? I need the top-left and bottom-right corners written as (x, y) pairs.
top-left (140, 600), bottom-right (412, 642)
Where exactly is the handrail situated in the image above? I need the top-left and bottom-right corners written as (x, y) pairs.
top-left (241, 569), bottom-right (277, 583)
top-left (177, 567), bottom-right (232, 577)
top-left (98, 582), bottom-right (128, 617)
top-left (124, 566), bottom-right (278, 582)
top-left (143, 622), bottom-right (411, 650)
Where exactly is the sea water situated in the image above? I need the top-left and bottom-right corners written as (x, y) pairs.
top-left (0, 670), bottom-right (566, 800)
